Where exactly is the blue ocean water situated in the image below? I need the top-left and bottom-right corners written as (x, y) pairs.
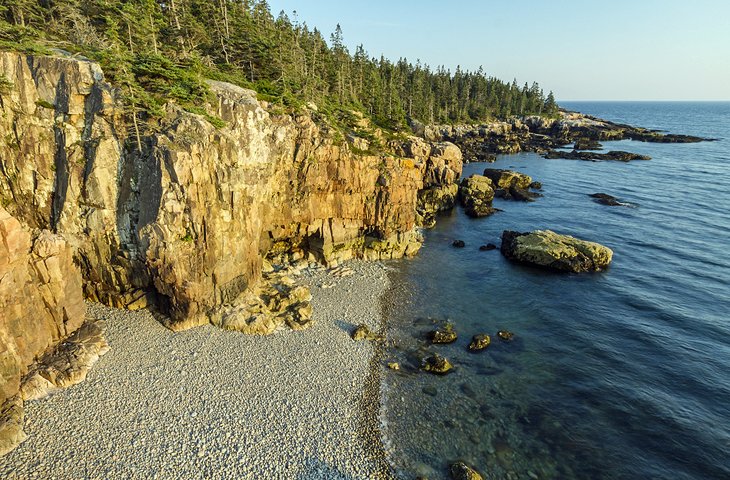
top-left (381, 102), bottom-right (730, 479)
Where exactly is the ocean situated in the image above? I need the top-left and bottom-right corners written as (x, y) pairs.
top-left (380, 102), bottom-right (730, 479)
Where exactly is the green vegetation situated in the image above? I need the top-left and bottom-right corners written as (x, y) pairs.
top-left (0, 0), bottom-right (559, 134)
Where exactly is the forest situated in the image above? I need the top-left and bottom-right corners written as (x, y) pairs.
top-left (0, 0), bottom-right (559, 131)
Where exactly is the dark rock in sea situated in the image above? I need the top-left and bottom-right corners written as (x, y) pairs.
top-left (500, 229), bottom-right (613, 273)
top-left (479, 243), bottom-right (497, 251)
top-left (590, 193), bottom-right (624, 206)
top-left (422, 385), bottom-right (438, 397)
top-left (452, 240), bottom-right (466, 248)
top-left (422, 354), bottom-right (453, 375)
top-left (544, 149), bottom-right (651, 162)
top-left (495, 186), bottom-right (543, 202)
top-left (469, 334), bottom-right (491, 351)
top-left (429, 324), bottom-right (458, 344)
top-left (573, 137), bottom-right (602, 150)
top-left (459, 175), bottom-right (497, 218)
top-left (529, 181), bottom-right (543, 190)
top-left (450, 461), bottom-right (484, 480)
top-left (497, 330), bottom-right (515, 342)
top-left (351, 324), bottom-right (384, 342)
top-left (626, 131), bottom-right (713, 143)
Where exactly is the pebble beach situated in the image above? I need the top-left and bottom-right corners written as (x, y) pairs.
top-left (0, 262), bottom-right (395, 479)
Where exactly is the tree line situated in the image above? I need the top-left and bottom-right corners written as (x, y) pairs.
top-left (0, 0), bottom-right (559, 129)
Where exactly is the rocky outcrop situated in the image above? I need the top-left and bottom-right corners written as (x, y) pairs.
top-left (0, 206), bottom-right (90, 453)
top-left (482, 169), bottom-right (541, 202)
top-left (0, 51), bottom-right (462, 333)
top-left (544, 150), bottom-right (651, 162)
top-left (459, 175), bottom-right (496, 217)
top-left (501, 230), bottom-right (613, 272)
top-left (415, 111), bottom-right (712, 160)
top-left (397, 138), bottom-right (463, 227)
top-left (590, 193), bottom-right (628, 207)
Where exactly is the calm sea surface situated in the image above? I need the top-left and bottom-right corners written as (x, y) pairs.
top-left (381, 102), bottom-right (730, 479)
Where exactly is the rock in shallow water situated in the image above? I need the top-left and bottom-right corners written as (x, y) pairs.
top-left (468, 334), bottom-right (491, 351)
top-left (500, 230), bottom-right (613, 273)
top-left (351, 324), bottom-right (384, 342)
top-left (450, 461), bottom-right (484, 480)
top-left (459, 175), bottom-right (497, 218)
top-left (422, 354), bottom-right (453, 375)
top-left (429, 324), bottom-right (458, 344)
top-left (452, 240), bottom-right (466, 248)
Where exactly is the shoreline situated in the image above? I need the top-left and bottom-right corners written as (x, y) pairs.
top-left (0, 261), bottom-right (396, 479)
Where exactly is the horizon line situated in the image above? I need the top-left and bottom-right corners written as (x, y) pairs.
top-left (559, 99), bottom-right (730, 103)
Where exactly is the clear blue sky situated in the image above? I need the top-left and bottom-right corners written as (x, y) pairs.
top-left (267, 0), bottom-right (730, 101)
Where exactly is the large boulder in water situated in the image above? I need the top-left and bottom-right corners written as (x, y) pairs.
top-left (482, 168), bottom-right (532, 190)
top-left (500, 230), bottom-right (613, 272)
top-left (459, 175), bottom-right (496, 217)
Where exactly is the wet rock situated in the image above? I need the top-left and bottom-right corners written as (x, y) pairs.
top-left (482, 169), bottom-right (532, 190)
top-left (544, 149), bottom-right (651, 161)
top-left (459, 175), bottom-right (496, 218)
top-left (497, 330), bottom-right (515, 341)
top-left (479, 244), bottom-right (497, 251)
top-left (500, 230), bottom-right (613, 273)
top-left (429, 324), bottom-right (458, 344)
top-left (351, 324), bottom-right (384, 342)
top-left (387, 362), bottom-right (400, 371)
top-left (590, 193), bottom-right (624, 206)
top-left (529, 181), bottom-right (543, 190)
top-left (495, 186), bottom-right (542, 202)
top-left (452, 240), bottom-right (466, 248)
top-left (469, 334), bottom-right (491, 351)
top-left (573, 137), bottom-right (602, 150)
top-left (422, 354), bottom-right (453, 375)
top-left (450, 461), bottom-right (484, 480)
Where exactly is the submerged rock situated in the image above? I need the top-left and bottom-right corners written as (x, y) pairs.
top-left (422, 354), bottom-right (453, 374)
top-left (450, 461), bottom-right (484, 480)
top-left (497, 330), bottom-right (515, 341)
top-left (459, 175), bottom-right (496, 217)
top-left (590, 193), bottom-right (625, 206)
top-left (429, 324), bottom-right (458, 344)
top-left (500, 230), bottom-right (613, 273)
top-left (452, 240), bottom-right (466, 248)
top-left (479, 243), bottom-right (497, 251)
top-left (468, 334), bottom-right (491, 351)
top-left (351, 324), bottom-right (384, 342)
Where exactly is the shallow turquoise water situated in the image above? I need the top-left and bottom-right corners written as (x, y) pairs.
top-left (382, 102), bottom-right (730, 479)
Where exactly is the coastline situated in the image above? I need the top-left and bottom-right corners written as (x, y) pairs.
top-left (0, 261), bottom-right (395, 479)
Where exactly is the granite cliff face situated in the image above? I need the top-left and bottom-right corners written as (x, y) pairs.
top-left (0, 51), bottom-right (461, 332)
top-left (0, 51), bottom-right (463, 435)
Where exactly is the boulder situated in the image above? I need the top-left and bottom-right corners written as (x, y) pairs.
top-left (590, 193), bottom-right (624, 206)
top-left (450, 461), bottom-right (484, 480)
top-left (429, 324), bottom-right (458, 344)
top-left (452, 240), bottom-right (466, 248)
top-left (494, 186), bottom-right (542, 202)
top-left (351, 324), bottom-right (384, 342)
top-left (459, 175), bottom-right (496, 217)
top-left (468, 334), bottom-right (491, 351)
top-left (479, 244), bottom-right (497, 251)
top-left (497, 330), bottom-right (515, 341)
top-left (482, 169), bottom-right (532, 190)
top-left (422, 354), bottom-right (453, 374)
top-left (500, 230), bottom-right (613, 273)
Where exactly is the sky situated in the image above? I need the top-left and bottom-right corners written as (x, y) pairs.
top-left (267, 0), bottom-right (730, 101)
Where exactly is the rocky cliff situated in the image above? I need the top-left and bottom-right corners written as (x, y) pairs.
top-left (0, 50), bottom-right (462, 450)
top-left (0, 206), bottom-right (88, 454)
